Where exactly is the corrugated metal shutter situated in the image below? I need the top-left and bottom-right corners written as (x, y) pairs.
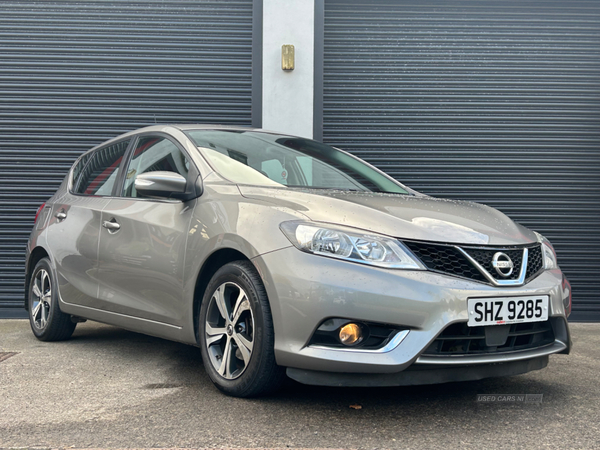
top-left (0, 0), bottom-right (253, 317)
top-left (323, 0), bottom-right (600, 321)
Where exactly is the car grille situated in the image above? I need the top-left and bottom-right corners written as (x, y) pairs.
top-left (526, 245), bottom-right (543, 277)
top-left (464, 248), bottom-right (524, 281)
top-left (403, 242), bottom-right (488, 283)
top-left (404, 241), bottom-right (543, 285)
top-left (422, 320), bottom-right (555, 356)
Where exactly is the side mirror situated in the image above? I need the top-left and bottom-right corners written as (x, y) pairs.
top-left (134, 171), bottom-right (187, 199)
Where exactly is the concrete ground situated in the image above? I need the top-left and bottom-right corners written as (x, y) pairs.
top-left (0, 320), bottom-right (598, 450)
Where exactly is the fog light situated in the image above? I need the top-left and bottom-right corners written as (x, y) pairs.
top-left (339, 323), bottom-right (363, 346)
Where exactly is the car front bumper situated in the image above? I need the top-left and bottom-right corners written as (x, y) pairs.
top-left (286, 355), bottom-right (550, 387)
top-left (252, 246), bottom-right (571, 380)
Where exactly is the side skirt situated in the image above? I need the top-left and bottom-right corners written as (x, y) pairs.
top-left (59, 299), bottom-right (195, 345)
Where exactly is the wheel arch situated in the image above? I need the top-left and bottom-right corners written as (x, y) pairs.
top-left (192, 248), bottom-right (253, 343)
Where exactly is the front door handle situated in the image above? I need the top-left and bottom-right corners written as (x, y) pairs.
top-left (102, 220), bottom-right (121, 232)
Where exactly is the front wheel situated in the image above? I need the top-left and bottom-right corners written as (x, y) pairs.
top-left (28, 257), bottom-right (76, 341)
top-left (198, 260), bottom-right (285, 397)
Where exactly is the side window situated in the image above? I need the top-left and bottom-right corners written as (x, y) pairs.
top-left (73, 139), bottom-right (130, 196)
top-left (123, 136), bottom-right (190, 198)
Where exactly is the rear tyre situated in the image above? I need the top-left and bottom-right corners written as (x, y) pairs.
top-left (28, 258), bottom-right (76, 341)
top-left (198, 260), bottom-right (285, 397)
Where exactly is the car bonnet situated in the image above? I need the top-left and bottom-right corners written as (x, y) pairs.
top-left (237, 185), bottom-right (538, 246)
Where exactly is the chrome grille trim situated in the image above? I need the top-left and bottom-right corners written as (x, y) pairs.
top-left (403, 240), bottom-right (544, 287)
top-left (456, 247), bottom-right (529, 287)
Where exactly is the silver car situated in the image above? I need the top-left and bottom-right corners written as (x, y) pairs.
top-left (25, 125), bottom-right (572, 397)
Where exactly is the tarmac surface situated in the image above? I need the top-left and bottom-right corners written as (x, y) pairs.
top-left (1, 319), bottom-right (598, 450)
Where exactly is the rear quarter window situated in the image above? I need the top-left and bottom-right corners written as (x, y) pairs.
top-left (71, 152), bottom-right (92, 190)
top-left (72, 139), bottom-right (130, 196)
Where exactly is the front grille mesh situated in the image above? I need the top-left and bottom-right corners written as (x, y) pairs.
top-left (404, 241), bottom-right (543, 285)
top-left (423, 320), bottom-right (555, 356)
top-left (404, 242), bottom-right (487, 282)
top-left (526, 246), bottom-right (543, 279)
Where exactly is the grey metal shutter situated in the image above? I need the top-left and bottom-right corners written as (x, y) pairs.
top-left (323, 0), bottom-right (600, 321)
top-left (0, 0), bottom-right (253, 317)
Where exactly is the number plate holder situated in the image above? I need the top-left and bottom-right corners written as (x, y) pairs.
top-left (467, 295), bottom-right (549, 327)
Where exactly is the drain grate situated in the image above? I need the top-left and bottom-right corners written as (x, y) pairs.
top-left (0, 352), bottom-right (18, 363)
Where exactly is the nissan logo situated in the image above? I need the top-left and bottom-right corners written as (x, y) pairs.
top-left (492, 252), bottom-right (514, 277)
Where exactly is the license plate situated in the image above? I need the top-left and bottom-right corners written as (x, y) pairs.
top-left (467, 296), bottom-right (549, 327)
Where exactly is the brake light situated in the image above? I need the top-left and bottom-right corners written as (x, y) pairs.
top-left (34, 203), bottom-right (46, 223)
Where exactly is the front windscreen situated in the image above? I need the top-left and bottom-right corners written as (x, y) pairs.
top-left (186, 129), bottom-right (409, 194)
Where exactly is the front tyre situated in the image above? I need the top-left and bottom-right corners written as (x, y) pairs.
top-left (28, 258), bottom-right (76, 341)
top-left (198, 260), bottom-right (285, 397)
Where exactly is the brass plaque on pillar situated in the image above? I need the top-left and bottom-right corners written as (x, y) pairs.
top-left (282, 44), bottom-right (295, 71)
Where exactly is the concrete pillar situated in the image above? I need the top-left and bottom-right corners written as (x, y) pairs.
top-left (262, 0), bottom-right (315, 138)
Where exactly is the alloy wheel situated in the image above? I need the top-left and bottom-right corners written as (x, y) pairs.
top-left (205, 281), bottom-right (255, 380)
top-left (31, 268), bottom-right (52, 330)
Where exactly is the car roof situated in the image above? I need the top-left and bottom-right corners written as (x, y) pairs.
top-left (80, 124), bottom-right (298, 161)
top-left (173, 124), bottom-right (261, 132)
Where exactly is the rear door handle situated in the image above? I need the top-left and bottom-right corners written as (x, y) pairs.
top-left (55, 212), bottom-right (67, 220)
top-left (102, 220), bottom-right (121, 232)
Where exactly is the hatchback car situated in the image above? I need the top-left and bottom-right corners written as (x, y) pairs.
top-left (26, 125), bottom-right (572, 397)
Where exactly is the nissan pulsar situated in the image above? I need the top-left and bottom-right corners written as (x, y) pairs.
top-left (25, 125), bottom-right (572, 397)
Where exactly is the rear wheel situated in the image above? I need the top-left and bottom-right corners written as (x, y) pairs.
top-left (28, 258), bottom-right (76, 341)
top-left (198, 260), bottom-right (285, 397)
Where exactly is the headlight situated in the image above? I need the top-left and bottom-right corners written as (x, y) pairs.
top-left (280, 221), bottom-right (425, 270)
top-left (535, 232), bottom-right (558, 270)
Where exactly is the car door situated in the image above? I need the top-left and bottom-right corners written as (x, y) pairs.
top-left (46, 138), bottom-right (131, 308)
top-left (96, 134), bottom-right (197, 326)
